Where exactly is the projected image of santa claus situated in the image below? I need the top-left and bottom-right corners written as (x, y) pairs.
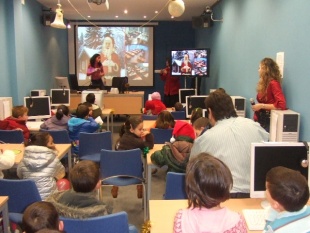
top-left (101, 33), bottom-right (121, 80)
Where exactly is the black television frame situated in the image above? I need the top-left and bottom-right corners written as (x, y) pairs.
top-left (170, 48), bottom-right (210, 77)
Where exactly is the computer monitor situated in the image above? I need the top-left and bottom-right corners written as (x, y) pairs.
top-left (55, 76), bottom-right (70, 89)
top-left (250, 142), bottom-right (309, 198)
top-left (24, 96), bottom-right (51, 121)
top-left (112, 77), bottom-right (128, 94)
top-left (50, 89), bottom-right (70, 107)
top-left (179, 89), bottom-right (196, 105)
top-left (185, 95), bottom-right (208, 118)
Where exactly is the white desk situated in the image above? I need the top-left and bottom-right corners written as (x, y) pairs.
top-left (101, 108), bottom-right (114, 136)
top-left (0, 196), bottom-right (9, 233)
top-left (0, 144), bottom-right (72, 171)
top-left (149, 199), bottom-right (263, 233)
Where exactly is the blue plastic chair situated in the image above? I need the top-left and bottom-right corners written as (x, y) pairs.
top-left (150, 128), bottom-right (173, 144)
top-left (60, 211), bottom-right (138, 233)
top-left (99, 149), bottom-right (146, 220)
top-left (79, 131), bottom-right (112, 162)
top-left (0, 179), bottom-right (42, 224)
top-left (0, 130), bottom-right (24, 144)
top-left (164, 172), bottom-right (187, 200)
top-left (171, 111), bottom-right (186, 120)
top-left (142, 115), bottom-right (157, 120)
top-left (39, 129), bottom-right (70, 144)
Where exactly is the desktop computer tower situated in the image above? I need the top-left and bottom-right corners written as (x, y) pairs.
top-left (31, 90), bottom-right (46, 96)
top-left (230, 96), bottom-right (246, 117)
top-left (269, 109), bottom-right (300, 142)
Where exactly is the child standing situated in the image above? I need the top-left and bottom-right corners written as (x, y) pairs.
top-left (174, 153), bottom-right (247, 232)
top-left (264, 166), bottom-right (310, 232)
top-left (40, 105), bottom-right (70, 131)
top-left (0, 105), bottom-right (30, 142)
top-left (151, 121), bottom-right (195, 173)
top-left (17, 132), bottom-right (66, 200)
top-left (68, 104), bottom-right (100, 155)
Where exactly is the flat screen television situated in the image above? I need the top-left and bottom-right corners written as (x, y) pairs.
top-left (185, 95), bottom-right (208, 118)
top-left (50, 89), bottom-right (71, 107)
top-left (179, 89), bottom-right (196, 105)
top-left (250, 142), bottom-right (309, 198)
top-left (24, 96), bottom-right (51, 121)
top-left (55, 76), bottom-right (70, 89)
top-left (171, 48), bottom-right (210, 77)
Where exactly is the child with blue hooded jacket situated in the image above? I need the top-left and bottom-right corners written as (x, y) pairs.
top-left (68, 104), bottom-right (100, 155)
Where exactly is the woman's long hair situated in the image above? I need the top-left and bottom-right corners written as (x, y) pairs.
top-left (90, 54), bottom-right (102, 67)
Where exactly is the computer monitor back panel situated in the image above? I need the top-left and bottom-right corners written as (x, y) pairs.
top-left (0, 97), bottom-right (12, 120)
top-left (179, 89), bottom-right (196, 105)
top-left (185, 95), bottom-right (208, 118)
top-left (24, 96), bottom-right (51, 121)
top-left (250, 142), bottom-right (308, 198)
top-left (230, 96), bottom-right (245, 118)
top-left (50, 89), bottom-right (70, 107)
top-left (269, 109), bottom-right (300, 142)
top-left (81, 90), bottom-right (104, 108)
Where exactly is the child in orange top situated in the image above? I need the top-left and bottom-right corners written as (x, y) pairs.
top-left (0, 106), bottom-right (30, 142)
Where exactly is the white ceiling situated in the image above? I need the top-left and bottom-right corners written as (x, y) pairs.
top-left (36, 0), bottom-right (220, 22)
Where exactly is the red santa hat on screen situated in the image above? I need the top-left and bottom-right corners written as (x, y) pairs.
top-left (170, 121), bottom-right (195, 143)
top-left (151, 92), bottom-right (161, 100)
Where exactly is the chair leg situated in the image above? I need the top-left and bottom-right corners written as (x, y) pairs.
top-left (111, 186), bottom-right (119, 198)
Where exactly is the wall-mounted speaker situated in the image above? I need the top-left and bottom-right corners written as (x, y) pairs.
top-left (42, 13), bottom-right (56, 26)
top-left (192, 15), bottom-right (213, 29)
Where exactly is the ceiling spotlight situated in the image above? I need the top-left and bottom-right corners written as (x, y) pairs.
top-left (51, 0), bottom-right (66, 29)
top-left (168, 0), bottom-right (185, 18)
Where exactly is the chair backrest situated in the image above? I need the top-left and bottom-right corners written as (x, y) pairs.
top-left (0, 130), bottom-right (24, 143)
top-left (39, 129), bottom-right (70, 144)
top-left (79, 131), bottom-right (112, 158)
top-left (60, 211), bottom-right (130, 233)
top-left (150, 128), bottom-right (173, 144)
top-left (171, 111), bottom-right (186, 120)
top-left (142, 115), bottom-right (157, 120)
top-left (100, 149), bottom-right (143, 182)
top-left (0, 179), bottom-right (41, 213)
top-left (164, 172), bottom-right (187, 200)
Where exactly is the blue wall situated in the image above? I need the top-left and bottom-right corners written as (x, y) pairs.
top-left (197, 0), bottom-right (310, 141)
top-left (0, 0), bottom-right (68, 105)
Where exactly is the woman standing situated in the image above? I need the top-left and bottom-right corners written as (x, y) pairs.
top-left (160, 58), bottom-right (180, 107)
top-left (252, 57), bottom-right (286, 131)
top-left (87, 54), bottom-right (106, 90)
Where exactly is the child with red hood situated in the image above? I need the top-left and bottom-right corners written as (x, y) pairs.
top-left (150, 121), bottom-right (195, 173)
top-left (144, 92), bottom-right (166, 115)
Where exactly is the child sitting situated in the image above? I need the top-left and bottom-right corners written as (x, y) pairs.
top-left (85, 93), bottom-right (103, 120)
top-left (174, 153), bottom-right (247, 232)
top-left (22, 201), bottom-right (64, 233)
top-left (264, 166), bottom-right (310, 232)
top-left (154, 110), bottom-right (175, 129)
top-left (115, 116), bottom-right (154, 198)
top-left (47, 160), bottom-right (112, 219)
top-left (144, 92), bottom-right (166, 115)
top-left (0, 105), bottom-right (30, 142)
top-left (173, 102), bottom-right (185, 111)
top-left (190, 107), bottom-right (203, 125)
top-left (40, 105), bottom-right (70, 131)
top-left (68, 104), bottom-right (100, 155)
top-left (192, 117), bottom-right (211, 138)
top-left (17, 132), bottom-right (66, 200)
top-left (151, 121), bottom-right (195, 173)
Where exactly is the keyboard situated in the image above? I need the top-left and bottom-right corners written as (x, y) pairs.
top-left (242, 209), bottom-right (266, 231)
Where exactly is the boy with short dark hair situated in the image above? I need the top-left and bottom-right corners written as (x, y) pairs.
top-left (68, 104), bottom-right (99, 154)
top-left (0, 105), bottom-right (30, 142)
top-left (264, 166), bottom-right (310, 232)
top-left (47, 160), bottom-right (112, 219)
top-left (22, 201), bottom-right (64, 233)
